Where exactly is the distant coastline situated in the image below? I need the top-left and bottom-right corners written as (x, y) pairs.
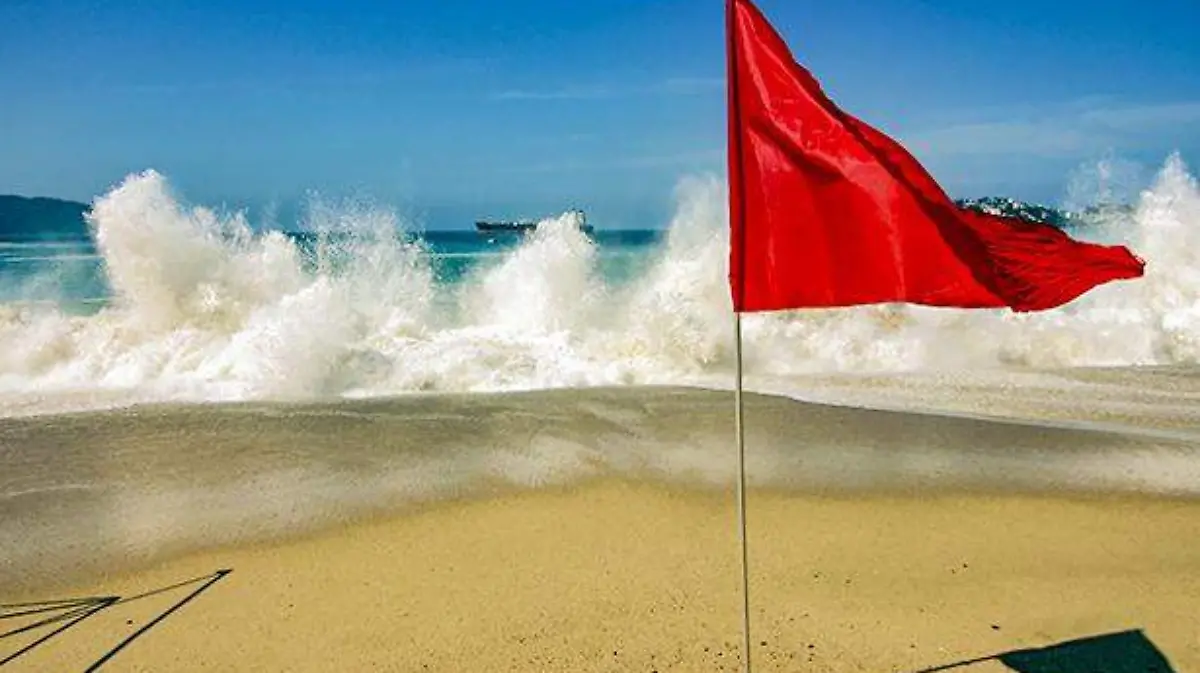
top-left (0, 192), bottom-right (1119, 242)
top-left (0, 194), bottom-right (90, 241)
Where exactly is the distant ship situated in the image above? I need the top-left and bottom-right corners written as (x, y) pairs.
top-left (475, 209), bottom-right (593, 234)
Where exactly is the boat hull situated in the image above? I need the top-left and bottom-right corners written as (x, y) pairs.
top-left (474, 221), bottom-right (594, 234)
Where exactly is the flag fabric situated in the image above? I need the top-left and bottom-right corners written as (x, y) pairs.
top-left (726, 0), bottom-right (1145, 313)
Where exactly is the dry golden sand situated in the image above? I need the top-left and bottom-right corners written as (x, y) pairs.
top-left (5, 480), bottom-right (1200, 672)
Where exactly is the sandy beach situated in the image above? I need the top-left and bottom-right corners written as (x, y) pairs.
top-left (5, 477), bottom-right (1199, 672)
top-left (3, 0), bottom-right (1200, 667)
top-left (5, 0), bottom-right (1200, 668)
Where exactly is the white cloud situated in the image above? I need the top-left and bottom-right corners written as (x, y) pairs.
top-left (490, 76), bottom-right (723, 102)
top-left (510, 149), bottom-right (722, 174)
top-left (491, 86), bottom-right (615, 101)
top-left (1081, 102), bottom-right (1200, 129)
top-left (614, 149), bottom-right (724, 168)
top-left (905, 99), bottom-right (1200, 159)
top-left (661, 77), bottom-right (725, 95)
top-left (905, 120), bottom-right (1097, 158)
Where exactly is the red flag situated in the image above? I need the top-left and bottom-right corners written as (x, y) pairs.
top-left (727, 0), bottom-right (1144, 313)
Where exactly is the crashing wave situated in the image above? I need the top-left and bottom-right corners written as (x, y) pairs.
top-left (0, 155), bottom-right (1194, 414)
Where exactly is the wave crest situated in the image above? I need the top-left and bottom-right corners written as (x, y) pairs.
top-left (0, 155), bottom-right (1197, 413)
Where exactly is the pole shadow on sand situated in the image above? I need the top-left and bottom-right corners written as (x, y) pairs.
top-left (916, 629), bottom-right (1176, 673)
top-left (0, 568), bottom-right (230, 670)
top-left (3, 581), bottom-right (1178, 672)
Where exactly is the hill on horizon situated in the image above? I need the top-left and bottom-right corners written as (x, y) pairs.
top-left (0, 195), bottom-right (91, 241)
top-left (0, 192), bottom-right (1122, 241)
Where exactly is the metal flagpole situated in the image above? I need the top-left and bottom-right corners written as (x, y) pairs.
top-left (734, 311), bottom-right (752, 673)
top-left (727, 1), bottom-right (753, 670)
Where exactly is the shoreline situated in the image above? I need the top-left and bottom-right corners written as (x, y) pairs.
top-left (5, 383), bottom-right (1200, 597)
top-left (2, 361), bottom-right (1200, 429)
top-left (6, 480), bottom-right (1198, 671)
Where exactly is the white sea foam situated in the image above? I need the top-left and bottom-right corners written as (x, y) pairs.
top-left (0, 156), bottom-right (1196, 415)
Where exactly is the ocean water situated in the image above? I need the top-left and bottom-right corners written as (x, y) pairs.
top-left (0, 226), bottom-right (666, 315)
top-left (2, 155), bottom-right (1200, 589)
top-left (1, 155), bottom-right (1198, 413)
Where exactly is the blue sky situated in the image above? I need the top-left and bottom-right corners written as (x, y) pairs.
top-left (2, 0), bottom-right (1199, 229)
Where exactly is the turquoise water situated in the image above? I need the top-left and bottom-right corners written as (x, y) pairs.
top-left (0, 229), bottom-right (668, 312)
